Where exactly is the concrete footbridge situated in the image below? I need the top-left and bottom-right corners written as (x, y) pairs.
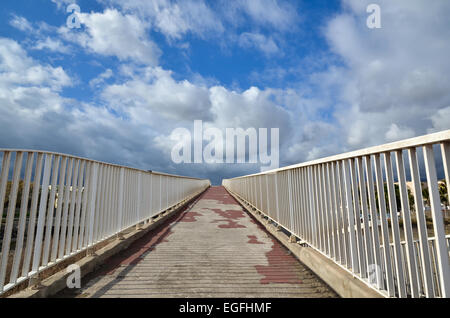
top-left (0, 130), bottom-right (449, 298)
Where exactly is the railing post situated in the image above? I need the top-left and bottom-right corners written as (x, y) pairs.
top-left (117, 167), bottom-right (125, 238)
top-left (136, 171), bottom-right (142, 229)
top-left (342, 159), bottom-right (359, 274)
top-left (31, 154), bottom-right (53, 273)
top-left (287, 170), bottom-right (294, 231)
top-left (442, 142), bottom-right (450, 212)
top-left (423, 145), bottom-right (450, 298)
top-left (87, 162), bottom-right (99, 247)
top-left (274, 173), bottom-right (280, 222)
top-left (0, 151), bottom-right (12, 236)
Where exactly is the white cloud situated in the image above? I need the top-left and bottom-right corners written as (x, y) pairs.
top-left (430, 106), bottom-right (450, 133)
top-left (101, 66), bottom-right (213, 123)
top-left (226, 0), bottom-right (299, 31)
top-left (98, 64), bottom-right (294, 173)
top-left (51, 0), bottom-right (76, 10)
top-left (32, 36), bottom-right (71, 53)
top-left (103, 0), bottom-right (223, 40)
top-left (89, 68), bottom-right (113, 87)
top-left (0, 38), bottom-right (71, 134)
top-left (238, 32), bottom-right (279, 55)
top-left (9, 14), bottom-right (33, 32)
top-left (59, 9), bottom-right (161, 65)
top-left (385, 123), bottom-right (415, 142)
top-left (0, 38), bottom-right (71, 90)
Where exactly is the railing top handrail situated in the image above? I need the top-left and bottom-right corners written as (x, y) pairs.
top-left (224, 129), bottom-right (450, 180)
top-left (0, 148), bottom-right (209, 181)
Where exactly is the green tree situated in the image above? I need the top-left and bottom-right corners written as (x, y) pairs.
top-left (408, 188), bottom-right (415, 211)
top-left (439, 181), bottom-right (448, 207)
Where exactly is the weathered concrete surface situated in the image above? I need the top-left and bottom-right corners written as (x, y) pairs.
top-left (56, 186), bottom-right (337, 298)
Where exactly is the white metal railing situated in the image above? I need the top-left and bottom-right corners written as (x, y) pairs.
top-left (223, 130), bottom-right (450, 298)
top-left (0, 149), bottom-right (210, 295)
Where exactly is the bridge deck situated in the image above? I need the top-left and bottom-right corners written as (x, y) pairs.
top-left (57, 186), bottom-right (337, 298)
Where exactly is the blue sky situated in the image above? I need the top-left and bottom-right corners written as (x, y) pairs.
top-left (1, 0), bottom-right (450, 185)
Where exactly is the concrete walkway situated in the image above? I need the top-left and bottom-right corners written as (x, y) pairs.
top-left (57, 187), bottom-right (337, 298)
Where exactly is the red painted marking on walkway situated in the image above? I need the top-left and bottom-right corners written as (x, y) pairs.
top-left (211, 219), bottom-right (246, 229)
top-left (179, 211), bottom-right (202, 222)
top-left (201, 186), bottom-right (237, 204)
top-left (211, 208), bottom-right (247, 229)
top-left (255, 238), bottom-right (303, 285)
top-left (247, 235), bottom-right (264, 244)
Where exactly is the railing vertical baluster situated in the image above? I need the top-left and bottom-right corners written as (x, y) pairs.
top-left (0, 152), bottom-right (23, 290)
top-left (72, 161), bottom-right (85, 252)
top-left (287, 170), bottom-right (294, 231)
top-left (323, 164), bottom-right (333, 257)
top-left (328, 162), bottom-right (338, 261)
top-left (320, 165), bottom-right (327, 251)
top-left (384, 152), bottom-right (407, 297)
top-left (423, 145), bottom-right (450, 298)
top-left (301, 168), bottom-right (309, 242)
top-left (356, 157), bottom-right (374, 276)
top-left (395, 150), bottom-right (419, 297)
top-left (312, 166), bottom-right (320, 249)
top-left (337, 161), bottom-right (350, 267)
top-left (441, 141), bottom-right (450, 218)
top-left (365, 156), bottom-right (383, 289)
top-left (22, 153), bottom-right (43, 277)
top-left (32, 154), bottom-right (53, 272)
top-left (57, 157), bottom-right (74, 260)
top-left (87, 163), bottom-right (99, 247)
top-left (374, 154), bottom-right (395, 297)
top-left (117, 167), bottom-right (124, 234)
top-left (65, 159), bottom-right (80, 255)
top-left (350, 158), bottom-right (366, 277)
top-left (51, 156), bottom-right (67, 262)
top-left (274, 173), bottom-right (280, 224)
top-left (42, 155), bottom-right (61, 265)
top-left (0, 151), bottom-right (12, 230)
top-left (78, 161), bottom-right (91, 250)
top-left (158, 175), bottom-right (163, 212)
top-left (332, 162), bottom-right (344, 264)
top-left (308, 166), bottom-right (316, 247)
top-left (10, 152), bottom-right (34, 283)
top-left (105, 166), bottom-right (114, 237)
top-left (343, 159), bottom-right (359, 274)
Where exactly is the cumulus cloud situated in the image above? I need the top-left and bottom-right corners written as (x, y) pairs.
top-left (59, 9), bottom-right (161, 65)
top-left (102, 0), bottom-right (224, 40)
top-left (0, 38), bottom-right (71, 90)
top-left (101, 66), bottom-right (214, 123)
